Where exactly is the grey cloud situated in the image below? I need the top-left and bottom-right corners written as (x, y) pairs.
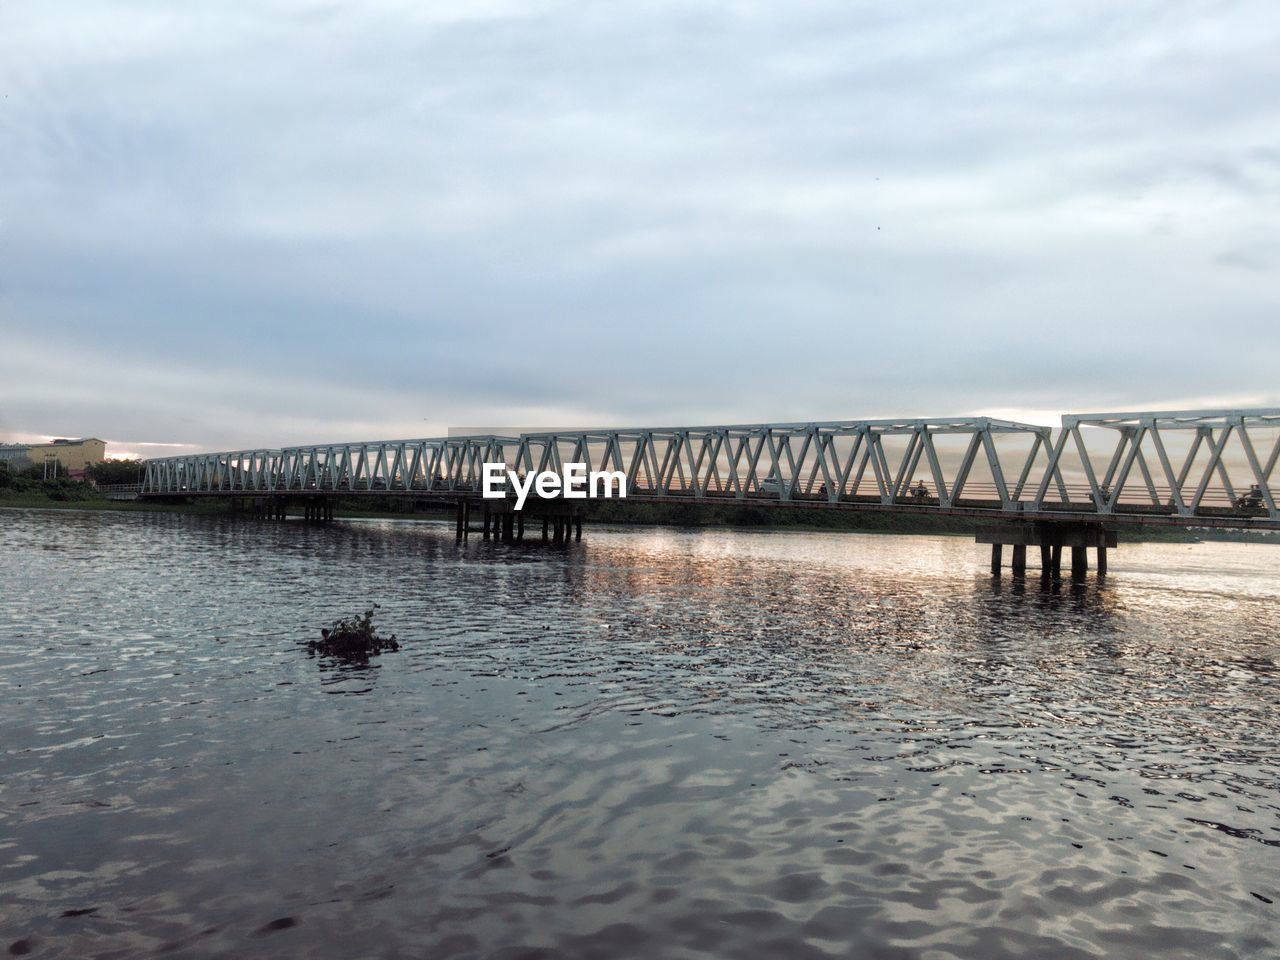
top-left (2, 1), bottom-right (1279, 453)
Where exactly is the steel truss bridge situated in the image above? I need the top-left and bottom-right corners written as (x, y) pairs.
top-left (141, 408), bottom-right (1280, 529)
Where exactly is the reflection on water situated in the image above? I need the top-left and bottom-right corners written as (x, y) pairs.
top-left (0, 509), bottom-right (1276, 959)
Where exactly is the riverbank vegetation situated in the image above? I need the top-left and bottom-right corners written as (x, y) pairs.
top-left (85, 459), bottom-right (144, 484)
top-left (0, 471), bottom-right (103, 504)
top-left (0, 471), bottom-right (220, 513)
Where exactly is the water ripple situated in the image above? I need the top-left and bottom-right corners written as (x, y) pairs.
top-left (0, 509), bottom-right (1276, 958)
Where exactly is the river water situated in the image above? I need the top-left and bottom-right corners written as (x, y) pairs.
top-left (1, 508), bottom-right (1277, 959)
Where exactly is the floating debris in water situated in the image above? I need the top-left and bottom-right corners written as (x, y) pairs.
top-left (254, 917), bottom-right (299, 935)
top-left (306, 606), bottom-right (400, 662)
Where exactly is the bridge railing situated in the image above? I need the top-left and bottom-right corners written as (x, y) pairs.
top-left (137, 409), bottom-right (1280, 524)
top-left (94, 483), bottom-right (142, 501)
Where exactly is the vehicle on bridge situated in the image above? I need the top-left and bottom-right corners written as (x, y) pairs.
top-left (1235, 484), bottom-right (1265, 511)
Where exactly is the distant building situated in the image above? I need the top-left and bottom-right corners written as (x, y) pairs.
top-left (0, 444), bottom-right (32, 470)
top-left (0, 438), bottom-right (106, 477)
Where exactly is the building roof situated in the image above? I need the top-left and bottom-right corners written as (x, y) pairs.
top-left (26, 438), bottom-right (104, 447)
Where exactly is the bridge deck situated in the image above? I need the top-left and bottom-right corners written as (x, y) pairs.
top-left (147, 486), bottom-right (1279, 531)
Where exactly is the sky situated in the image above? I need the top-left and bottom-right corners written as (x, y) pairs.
top-left (2, 1), bottom-right (1278, 458)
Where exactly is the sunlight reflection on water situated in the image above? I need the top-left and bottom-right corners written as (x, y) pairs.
top-left (1, 509), bottom-right (1276, 958)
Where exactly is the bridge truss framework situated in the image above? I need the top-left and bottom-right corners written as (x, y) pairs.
top-left (140, 408), bottom-right (1280, 531)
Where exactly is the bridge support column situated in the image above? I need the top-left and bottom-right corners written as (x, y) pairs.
top-left (455, 501), bottom-right (465, 541)
top-left (979, 523), bottom-right (1114, 582)
top-left (1071, 545), bottom-right (1088, 581)
top-left (518, 509), bottom-right (581, 547)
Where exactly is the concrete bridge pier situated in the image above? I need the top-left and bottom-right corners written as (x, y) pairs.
top-left (460, 500), bottom-right (523, 542)
top-left (980, 523), bottom-right (1114, 582)
top-left (1071, 545), bottom-right (1088, 580)
top-left (301, 499), bottom-right (334, 523)
top-left (457, 500), bottom-right (584, 547)
top-left (1011, 544), bottom-right (1027, 577)
top-left (470, 502), bottom-right (528, 544)
top-left (541, 514), bottom-right (582, 543)
top-left (245, 496), bottom-right (289, 520)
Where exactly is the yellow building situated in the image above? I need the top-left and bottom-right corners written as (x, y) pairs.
top-left (21, 438), bottom-right (107, 474)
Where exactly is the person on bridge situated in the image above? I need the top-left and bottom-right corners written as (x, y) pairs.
top-left (912, 480), bottom-right (929, 502)
top-left (1239, 484), bottom-right (1264, 509)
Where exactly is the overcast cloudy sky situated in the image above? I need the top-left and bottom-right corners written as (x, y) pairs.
top-left (2, 1), bottom-right (1278, 457)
